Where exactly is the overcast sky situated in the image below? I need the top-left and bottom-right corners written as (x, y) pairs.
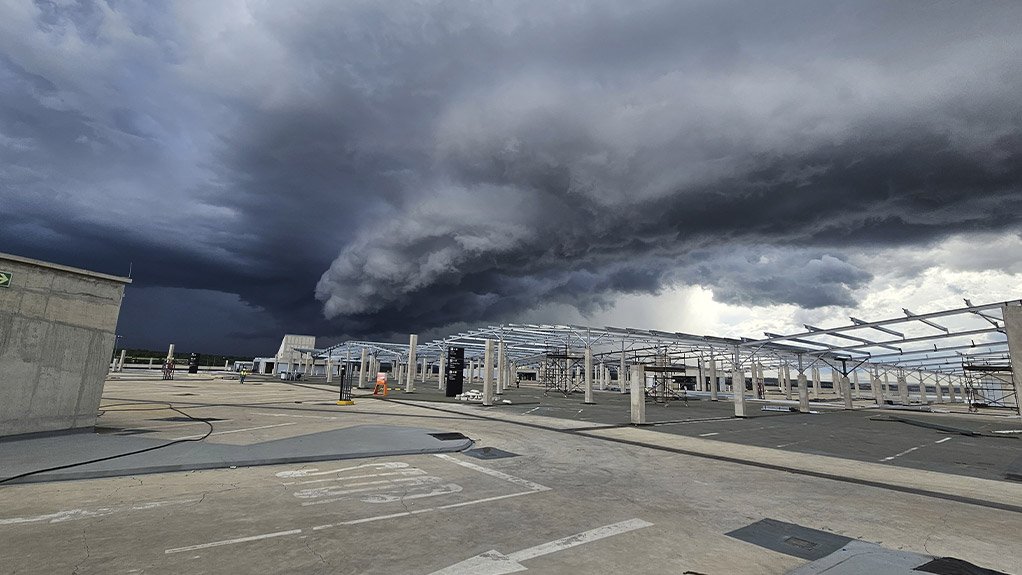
top-left (2, 1), bottom-right (1021, 356)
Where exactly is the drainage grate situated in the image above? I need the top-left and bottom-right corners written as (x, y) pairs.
top-left (464, 447), bottom-right (519, 460)
top-left (784, 536), bottom-right (818, 551)
top-left (429, 432), bottom-right (469, 441)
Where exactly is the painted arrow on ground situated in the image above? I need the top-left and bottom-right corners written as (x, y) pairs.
top-left (426, 518), bottom-right (653, 575)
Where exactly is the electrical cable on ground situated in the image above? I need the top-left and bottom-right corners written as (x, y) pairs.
top-left (0, 402), bottom-right (214, 485)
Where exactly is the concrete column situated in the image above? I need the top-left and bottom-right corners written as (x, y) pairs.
top-left (697, 358), bottom-right (705, 392)
top-left (733, 353), bottom-right (746, 417)
top-left (947, 374), bottom-right (957, 402)
top-left (496, 340), bottom-right (506, 395)
top-left (438, 351), bottom-right (447, 390)
top-left (483, 339), bottom-right (495, 406)
top-left (917, 370), bottom-right (928, 403)
top-left (630, 364), bottom-right (646, 424)
top-left (167, 343), bottom-right (175, 361)
top-left (841, 376), bottom-right (853, 409)
top-left (358, 349), bottom-right (368, 389)
top-left (420, 357), bottom-right (427, 384)
top-left (783, 363), bottom-right (792, 400)
top-left (584, 346), bottom-right (594, 404)
top-left (934, 372), bottom-right (945, 403)
top-left (852, 370), bottom-right (862, 399)
top-left (148, 358), bottom-right (154, 370)
top-left (872, 370), bottom-right (884, 405)
top-left (709, 359), bottom-right (719, 401)
top-left (797, 373), bottom-right (809, 413)
top-left (620, 346), bottom-right (628, 394)
top-left (1004, 305), bottom-right (1022, 416)
top-left (406, 334), bottom-right (417, 393)
top-left (117, 349), bottom-right (126, 372)
top-left (326, 358), bottom-right (333, 383)
top-left (811, 366), bottom-right (820, 399)
top-left (883, 370), bottom-right (891, 398)
top-left (898, 372), bottom-right (910, 404)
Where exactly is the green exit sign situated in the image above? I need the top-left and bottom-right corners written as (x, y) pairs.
top-left (0, 271), bottom-right (12, 288)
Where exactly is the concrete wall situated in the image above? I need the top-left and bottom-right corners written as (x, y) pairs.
top-left (0, 253), bottom-right (130, 436)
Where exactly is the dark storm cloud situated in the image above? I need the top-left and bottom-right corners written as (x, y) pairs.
top-left (2, 1), bottom-right (1021, 351)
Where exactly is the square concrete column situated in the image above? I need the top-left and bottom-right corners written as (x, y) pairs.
top-left (917, 371), bottom-right (928, 403)
top-left (841, 376), bottom-right (853, 409)
top-left (872, 371), bottom-right (884, 405)
top-left (483, 339), bottom-right (495, 406)
top-left (420, 357), bottom-right (427, 383)
top-left (696, 358), bottom-right (705, 392)
top-left (1004, 305), bottom-right (1022, 416)
top-left (584, 346), bottom-right (594, 404)
top-left (709, 359), bottom-right (718, 401)
top-left (783, 363), bottom-right (792, 400)
top-left (405, 334), bottom-right (417, 393)
top-left (797, 373), bottom-right (809, 413)
top-left (733, 361), bottom-right (746, 418)
top-left (620, 347), bottom-right (628, 394)
top-left (934, 373), bottom-right (945, 403)
top-left (947, 374), bottom-right (956, 402)
top-left (852, 370), bottom-right (862, 399)
top-left (326, 358), bottom-right (333, 383)
top-left (438, 351), bottom-right (447, 390)
top-left (599, 364), bottom-right (606, 391)
top-left (883, 370), bottom-right (891, 398)
top-left (358, 349), bottom-right (368, 388)
top-left (630, 364), bottom-right (646, 424)
top-left (811, 367), bottom-right (820, 399)
top-left (897, 373), bottom-right (910, 404)
top-left (496, 340), bottom-right (506, 395)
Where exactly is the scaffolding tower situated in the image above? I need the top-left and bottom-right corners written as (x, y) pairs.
top-left (541, 349), bottom-right (584, 396)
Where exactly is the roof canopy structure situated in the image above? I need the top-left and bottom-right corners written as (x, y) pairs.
top-left (318, 299), bottom-right (1020, 378)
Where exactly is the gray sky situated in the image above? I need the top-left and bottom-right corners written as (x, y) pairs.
top-left (2, 1), bottom-right (1021, 355)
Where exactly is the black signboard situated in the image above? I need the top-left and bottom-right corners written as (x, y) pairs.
top-left (444, 347), bottom-right (465, 397)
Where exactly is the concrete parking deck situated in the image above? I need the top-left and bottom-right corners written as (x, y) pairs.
top-left (1, 374), bottom-right (1019, 574)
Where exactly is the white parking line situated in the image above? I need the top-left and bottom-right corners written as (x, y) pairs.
top-left (1, 499), bottom-right (201, 526)
top-left (881, 446), bottom-right (920, 462)
top-left (433, 454), bottom-right (551, 492)
top-left (698, 432), bottom-right (719, 437)
top-left (165, 529), bottom-right (302, 554)
top-left (170, 422), bottom-right (295, 441)
top-left (935, 437), bottom-right (952, 444)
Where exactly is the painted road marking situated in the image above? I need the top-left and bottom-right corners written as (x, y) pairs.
top-left (427, 518), bottom-right (654, 574)
top-left (434, 454), bottom-right (551, 492)
top-left (935, 437), bottom-right (952, 444)
top-left (699, 432), bottom-right (719, 437)
top-left (881, 446), bottom-right (920, 462)
top-left (276, 461), bottom-right (408, 479)
top-left (1, 499), bottom-right (201, 526)
top-left (165, 455), bottom-right (553, 555)
top-left (170, 422), bottom-right (296, 440)
top-left (165, 529), bottom-right (303, 554)
top-left (253, 412), bottom-right (339, 420)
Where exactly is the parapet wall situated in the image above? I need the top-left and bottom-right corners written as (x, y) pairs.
top-left (0, 253), bottom-right (131, 436)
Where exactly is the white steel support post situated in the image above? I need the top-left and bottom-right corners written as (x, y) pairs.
top-left (406, 334), bottom-right (417, 393)
top-left (483, 339), bottom-right (495, 407)
top-left (709, 358), bottom-right (719, 401)
top-left (584, 346), bottom-right (594, 404)
top-left (496, 340), bottom-right (506, 395)
top-left (630, 364), bottom-right (646, 424)
top-left (1003, 304), bottom-right (1022, 416)
top-left (733, 348), bottom-right (746, 418)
